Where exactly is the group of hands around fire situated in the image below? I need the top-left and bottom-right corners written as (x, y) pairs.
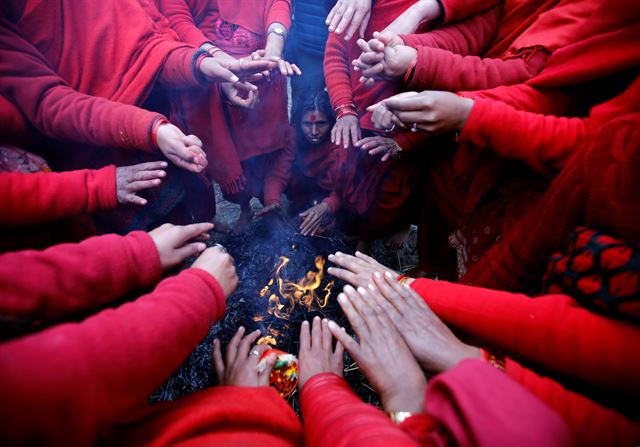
top-left (146, 221), bottom-right (481, 413)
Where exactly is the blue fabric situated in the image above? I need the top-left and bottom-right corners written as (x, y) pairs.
top-left (289, 0), bottom-right (330, 57)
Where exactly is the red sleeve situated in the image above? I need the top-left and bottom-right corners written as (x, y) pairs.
top-left (322, 192), bottom-right (342, 214)
top-left (300, 373), bottom-right (421, 447)
top-left (457, 97), bottom-right (588, 174)
top-left (0, 166), bottom-right (117, 228)
top-left (0, 231), bottom-right (161, 322)
top-left (458, 83), bottom-right (573, 114)
top-left (0, 267), bottom-right (225, 447)
top-left (410, 279), bottom-right (640, 400)
top-left (266, 0), bottom-right (292, 30)
top-left (263, 129), bottom-right (296, 205)
top-left (0, 20), bottom-right (161, 152)
top-left (160, 47), bottom-right (204, 88)
top-left (324, 32), bottom-right (355, 110)
top-left (401, 6), bottom-right (500, 57)
top-left (438, 0), bottom-right (499, 23)
top-left (157, 0), bottom-right (210, 47)
top-left (504, 359), bottom-right (640, 447)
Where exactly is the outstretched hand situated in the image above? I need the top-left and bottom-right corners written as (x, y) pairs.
top-left (370, 272), bottom-right (480, 373)
top-left (221, 82), bottom-right (259, 109)
top-left (213, 327), bottom-right (277, 387)
top-left (328, 251), bottom-right (397, 288)
top-left (191, 244), bottom-right (239, 298)
top-left (326, 0), bottom-right (372, 41)
top-left (328, 285), bottom-right (427, 413)
top-left (299, 202), bottom-right (331, 236)
top-left (148, 222), bottom-right (213, 270)
top-left (354, 136), bottom-right (400, 161)
top-left (331, 114), bottom-right (361, 149)
top-left (156, 123), bottom-right (207, 173)
top-left (200, 56), bottom-right (276, 90)
top-left (298, 317), bottom-right (344, 388)
top-left (353, 32), bottom-right (413, 86)
top-left (115, 161), bottom-right (167, 205)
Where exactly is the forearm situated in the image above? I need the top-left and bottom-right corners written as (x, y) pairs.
top-left (324, 34), bottom-right (356, 110)
top-left (264, 22), bottom-right (288, 58)
top-left (0, 232), bottom-right (161, 321)
top-left (0, 166), bottom-right (117, 228)
top-left (0, 268), bottom-right (225, 446)
top-left (458, 97), bottom-right (587, 175)
top-left (159, 47), bottom-right (204, 88)
top-left (301, 373), bottom-right (421, 447)
top-left (383, 1), bottom-right (443, 35)
top-left (410, 279), bottom-right (640, 398)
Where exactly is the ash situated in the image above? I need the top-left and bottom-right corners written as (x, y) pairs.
top-left (151, 191), bottom-right (418, 413)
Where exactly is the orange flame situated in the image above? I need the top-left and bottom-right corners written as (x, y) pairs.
top-left (257, 256), bottom-right (335, 335)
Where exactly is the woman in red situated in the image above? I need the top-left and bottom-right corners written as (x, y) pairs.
top-left (158, 0), bottom-right (300, 233)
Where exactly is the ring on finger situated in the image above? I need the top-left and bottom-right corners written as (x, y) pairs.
top-left (249, 349), bottom-right (260, 357)
top-left (213, 243), bottom-right (227, 253)
top-left (385, 123), bottom-right (396, 133)
top-left (411, 123), bottom-right (418, 133)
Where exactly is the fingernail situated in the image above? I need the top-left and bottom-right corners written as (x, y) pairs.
top-left (344, 285), bottom-right (355, 293)
top-left (337, 293), bottom-right (346, 304)
top-left (161, 162), bottom-right (168, 167)
top-left (328, 320), bottom-right (338, 329)
top-left (302, 320), bottom-right (309, 326)
top-left (231, 75), bottom-right (239, 83)
top-left (314, 316), bottom-right (320, 322)
top-left (328, 26), bottom-right (334, 31)
top-left (335, 252), bottom-right (343, 256)
top-left (322, 318), bottom-right (328, 323)
top-left (196, 243), bottom-right (206, 251)
top-left (239, 326), bottom-right (245, 331)
top-left (368, 284), bottom-right (376, 291)
top-left (328, 254), bottom-right (335, 259)
top-left (357, 286), bottom-right (367, 295)
top-left (336, 28), bottom-right (342, 33)
top-left (385, 271), bottom-right (394, 279)
top-left (374, 272), bottom-right (382, 279)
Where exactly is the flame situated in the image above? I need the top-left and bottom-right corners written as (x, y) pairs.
top-left (258, 255), bottom-right (334, 326)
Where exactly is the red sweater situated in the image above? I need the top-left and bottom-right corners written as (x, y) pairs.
top-left (0, 166), bottom-right (117, 229)
top-left (0, 263), bottom-right (225, 446)
top-left (0, 18), bottom-right (166, 152)
top-left (410, 278), bottom-right (640, 446)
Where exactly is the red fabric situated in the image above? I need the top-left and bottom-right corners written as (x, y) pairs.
top-left (0, 166), bottom-right (117, 228)
top-left (300, 362), bottom-right (573, 447)
top-left (438, 0), bottom-right (498, 23)
top-left (160, 0), bottom-right (295, 196)
top-left (0, 18), bottom-right (163, 152)
top-left (462, 83), bottom-right (640, 290)
top-left (0, 266), bottom-right (225, 446)
top-left (0, 231), bottom-right (161, 322)
top-left (105, 386), bottom-right (303, 447)
top-left (410, 278), bottom-right (640, 445)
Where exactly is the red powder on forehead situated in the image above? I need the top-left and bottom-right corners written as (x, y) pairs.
top-left (310, 114), bottom-right (317, 122)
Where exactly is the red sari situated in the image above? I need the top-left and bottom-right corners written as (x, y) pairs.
top-left (159, 0), bottom-right (295, 205)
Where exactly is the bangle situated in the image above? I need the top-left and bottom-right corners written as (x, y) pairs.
top-left (480, 349), bottom-right (506, 371)
top-left (150, 118), bottom-right (169, 149)
top-left (334, 103), bottom-right (356, 113)
top-left (404, 54), bottom-right (418, 85)
top-left (396, 274), bottom-right (411, 284)
top-left (387, 411), bottom-right (415, 425)
top-left (336, 109), bottom-right (358, 120)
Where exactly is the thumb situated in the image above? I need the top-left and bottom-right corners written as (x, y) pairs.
top-left (258, 354), bottom-right (278, 386)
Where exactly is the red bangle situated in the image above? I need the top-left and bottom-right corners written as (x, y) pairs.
top-left (336, 110), bottom-right (358, 120)
top-left (403, 54), bottom-right (418, 85)
top-left (151, 118), bottom-right (169, 149)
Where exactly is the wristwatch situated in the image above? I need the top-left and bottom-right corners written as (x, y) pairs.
top-left (269, 26), bottom-right (286, 39)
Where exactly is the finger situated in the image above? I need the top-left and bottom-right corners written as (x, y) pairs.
top-left (278, 59), bottom-right (287, 76)
top-left (344, 6), bottom-right (367, 40)
top-left (213, 339), bottom-right (226, 383)
top-left (328, 252), bottom-right (367, 272)
top-left (130, 169), bottom-right (166, 182)
top-left (233, 81), bottom-right (259, 93)
top-left (328, 2), bottom-right (348, 33)
top-left (183, 134), bottom-right (203, 147)
top-left (225, 326), bottom-right (246, 367)
top-left (340, 286), bottom-right (371, 338)
top-left (321, 318), bottom-right (333, 351)
top-left (187, 146), bottom-right (208, 168)
top-left (292, 64), bottom-right (302, 76)
top-left (335, 6), bottom-right (355, 36)
top-left (367, 278), bottom-right (403, 324)
top-left (327, 319), bottom-right (360, 358)
top-left (381, 94), bottom-right (428, 112)
top-left (354, 122), bottom-right (362, 144)
top-left (334, 339), bottom-right (345, 361)
top-left (326, 0), bottom-right (339, 27)
top-left (235, 329), bottom-right (262, 365)
top-left (167, 153), bottom-right (202, 173)
top-left (361, 63), bottom-right (384, 78)
top-left (334, 124), bottom-right (342, 147)
top-left (307, 219), bottom-right (322, 236)
top-left (372, 271), bottom-right (410, 315)
top-left (311, 315), bottom-right (323, 350)
top-left (173, 241), bottom-right (207, 262)
top-left (354, 136), bottom-right (373, 148)
top-left (384, 271), bottom-right (431, 312)
top-left (175, 222), bottom-right (215, 244)
top-left (300, 214), bottom-right (321, 235)
top-left (356, 38), bottom-right (371, 53)
top-left (127, 178), bottom-right (163, 193)
top-left (342, 124), bottom-right (350, 149)
top-left (247, 343), bottom-right (270, 367)
top-left (358, 51), bottom-right (384, 66)
top-left (299, 320), bottom-right (311, 352)
top-left (358, 11), bottom-right (370, 39)
top-left (126, 193), bottom-right (147, 206)
top-left (131, 161), bottom-right (169, 171)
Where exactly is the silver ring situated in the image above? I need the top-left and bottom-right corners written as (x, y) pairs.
top-left (213, 243), bottom-right (227, 253)
top-left (411, 123), bottom-right (418, 133)
top-left (385, 123), bottom-right (396, 133)
top-left (249, 350), bottom-right (260, 357)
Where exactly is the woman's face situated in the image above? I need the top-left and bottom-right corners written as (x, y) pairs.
top-left (301, 110), bottom-right (331, 145)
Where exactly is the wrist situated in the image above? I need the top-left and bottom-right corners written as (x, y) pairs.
top-left (382, 388), bottom-right (425, 413)
top-left (416, 0), bottom-right (443, 21)
top-left (151, 118), bottom-right (169, 149)
top-left (456, 97), bottom-right (475, 131)
top-left (441, 344), bottom-right (481, 372)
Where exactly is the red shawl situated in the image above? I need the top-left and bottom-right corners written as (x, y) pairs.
top-left (217, 0), bottom-right (292, 35)
top-left (4, 0), bottom-right (190, 105)
top-left (462, 77), bottom-right (640, 291)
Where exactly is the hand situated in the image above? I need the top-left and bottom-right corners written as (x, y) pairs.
top-left (326, 0), bottom-right (372, 41)
top-left (299, 202), bottom-right (331, 236)
top-left (213, 327), bottom-right (277, 387)
top-left (327, 251), bottom-right (397, 288)
top-left (115, 161), bottom-right (167, 205)
top-left (200, 56), bottom-right (276, 90)
top-left (368, 91), bottom-right (474, 136)
top-left (354, 136), bottom-right (400, 161)
top-left (191, 245), bottom-right (238, 298)
top-left (353, 32), bottom-right (411, 85)
top-left (220, 82), bottom-right (259, 109)
top-left (298, 317), bottom-right (344, 388)
top-left (331, 114), bottom-right (361, 149)
top-left (254, 202), bottom-right (281, 218)
top-left (328, 285), bottom-right (427, 412)
top-left (369, 272), bottom-right (481, 373)
top-left (156, 123), bottom-right (208, 173)
top-left (148, 222), bottom-right (213, 270)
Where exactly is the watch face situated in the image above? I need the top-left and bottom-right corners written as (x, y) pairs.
top-left (272, 27), bottom-right (285, 36)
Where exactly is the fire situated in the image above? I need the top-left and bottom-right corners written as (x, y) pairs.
top-left (259, 255), bottom-right (334, 321)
